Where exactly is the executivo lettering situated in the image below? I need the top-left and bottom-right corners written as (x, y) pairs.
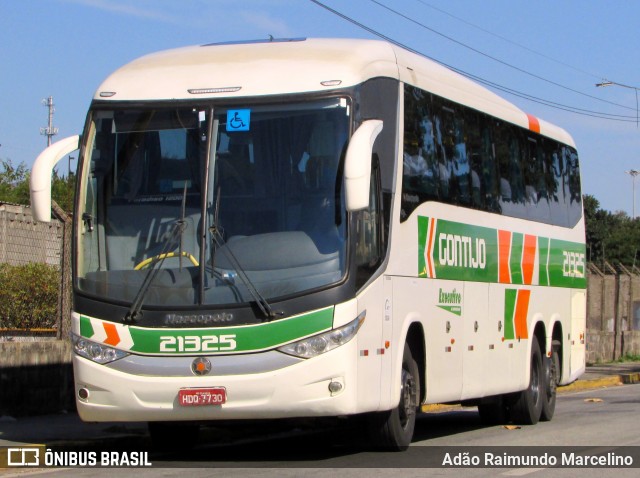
top-left (437, 287), bottom-right (462, 316)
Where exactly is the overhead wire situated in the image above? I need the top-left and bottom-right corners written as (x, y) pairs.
top-left (368, 0), bottom-right (635, 113)
top-left (414, 0), bottom-right (606, 81)
top-left (308, 0), bottom-right (638, 123)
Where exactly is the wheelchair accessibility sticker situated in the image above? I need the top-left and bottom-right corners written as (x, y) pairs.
top-left (226, 109), bottom-right (250, 131)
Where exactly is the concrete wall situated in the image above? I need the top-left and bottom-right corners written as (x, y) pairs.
top-left (0, 203), bottom-right (64, 267)
top-left (0, 341), bottom-right (74, 417)
top-left (586, 268), bottom-right (640, 364)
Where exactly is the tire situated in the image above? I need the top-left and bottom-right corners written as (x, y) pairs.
top-left (540, 340), bottom-right (560, 421)
top-left (511, 337), bottom-right (543, 425)
top-left (148, 421), bottom-right (200, 451)
top-left (478, 395), bottom-right (508, 426)
top-left (368, 343), bottom-right (420, 451)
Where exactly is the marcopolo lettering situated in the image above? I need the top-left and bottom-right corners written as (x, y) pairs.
top-left (165, 312), bottom-right (233, 326)
top-left (438, 233), bottom-right (486, 269)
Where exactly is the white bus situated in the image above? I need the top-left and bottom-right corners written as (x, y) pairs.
top-left (31, 38), bottom-right (586, 450)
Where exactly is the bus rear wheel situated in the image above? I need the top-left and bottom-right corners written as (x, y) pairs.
top-left (368, 343), bottom-right (420, 451)
top-left (511, 337), bottom-right (543, 425)
top-left (541, 340), bottom-right (560, 421)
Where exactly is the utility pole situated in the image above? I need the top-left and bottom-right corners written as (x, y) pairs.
top-left (40, 96), bottom-right (59, 147)
top-left (625, 169), bottom-right (640, 219)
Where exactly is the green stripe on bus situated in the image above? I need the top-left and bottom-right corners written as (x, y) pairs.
top-left (417, 216), bottom-right (586, 289)
top-left (503, 289), bottom-right (517, 340)
top-left (417, 216), bottom-right (429, 277)
top-left (79, 315), bottom-right (94, 338)
top-left (126, 306), bottom-right (334, 355)
top-left (510, 232), bottom-right (524, 285)
top-left (547, 239), bottom-right (587, 288)
top-left (538, 236), bottom-right (550, 286)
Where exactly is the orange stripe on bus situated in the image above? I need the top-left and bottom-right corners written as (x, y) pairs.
top-left (103, 322), bottom-right (121, 347)
top-left (527, 114), bottom-right (540, 134)
top-left (514, 289), bottom-right (530, 339)
top-left (522, 234), bottom-right (537, 285)
top-left (498, 230), bottom-right (512, 283)
top-left (427, 217), bottom-right (436, 278)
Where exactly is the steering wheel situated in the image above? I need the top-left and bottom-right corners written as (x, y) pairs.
top-left (134, 251), bottom-right (199, 270)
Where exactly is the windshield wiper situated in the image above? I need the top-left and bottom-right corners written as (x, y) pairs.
top-left (124, 184), bottom-right (188, 323)
top-left (209, 187), bottom-right (280, 321)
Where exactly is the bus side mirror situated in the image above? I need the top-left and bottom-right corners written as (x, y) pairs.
top-left (30, 135), bottom-right (80, 222)
top-left (344, 119), bottom-right (383, 211)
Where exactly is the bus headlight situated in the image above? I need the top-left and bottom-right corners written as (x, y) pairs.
top-left (71, 333), bottom-right (129, 364)
top-left (278, 312), bottom-right (365, 359)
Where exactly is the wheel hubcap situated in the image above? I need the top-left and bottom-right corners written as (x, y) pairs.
top-left (399, 368), bottom-right (417, 429)
top-left (547, 356), bottom-right (557, 397)
top-left (531, 358), bottom-right (540, 404)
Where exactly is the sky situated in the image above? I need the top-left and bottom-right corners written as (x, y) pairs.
top-left (1, 0), bottom-right (639, 215)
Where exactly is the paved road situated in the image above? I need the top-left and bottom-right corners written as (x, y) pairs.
top-left (2, 384), bottom-right (639, 477)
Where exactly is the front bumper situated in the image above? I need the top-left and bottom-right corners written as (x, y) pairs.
top-left (74, 340), bottom-right (359, 422)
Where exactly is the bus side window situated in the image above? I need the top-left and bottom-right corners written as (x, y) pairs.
top-left (401, 87), bottom-right (439, 219)
top-left (566, 149), bottom-right (582, 227)
top-left (495, 124), bottom-right (512, 203)
top-left (466, 110), bottom-right (484, 210)
top-left (355, 158), bottom-right (382, 289)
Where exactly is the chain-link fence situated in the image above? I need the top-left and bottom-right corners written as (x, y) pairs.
top-left (0, 201), bottom-right (71, 340)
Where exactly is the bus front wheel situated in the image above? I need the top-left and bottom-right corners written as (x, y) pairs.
top-left (368, 343), bottom-right (420, 451)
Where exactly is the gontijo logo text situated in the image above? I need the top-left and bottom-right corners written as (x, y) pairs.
top-left (418, 216), bottom-right (586, 288)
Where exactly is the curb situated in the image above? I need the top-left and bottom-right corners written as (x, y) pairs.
top-left (620, 372), bottom-right (640, 384)
top-left (559, 372), bottom-right (640, 392)
top-left (558, 376), bottom-right (622, 393)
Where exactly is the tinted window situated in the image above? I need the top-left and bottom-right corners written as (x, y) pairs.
top-left (402, 85), bottom-right (582, 227)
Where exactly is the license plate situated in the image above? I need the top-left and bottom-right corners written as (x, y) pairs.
top-left (178, 387), bottom-right (226, 406)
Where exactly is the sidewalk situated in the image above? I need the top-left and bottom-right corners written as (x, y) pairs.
top-left (559, 360), bottom-right (640, 391)
top-left (1, 362), bottom-right (639, 449)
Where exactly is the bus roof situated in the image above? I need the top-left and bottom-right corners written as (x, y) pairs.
top-left (95, 38), bottom-right (575, 147)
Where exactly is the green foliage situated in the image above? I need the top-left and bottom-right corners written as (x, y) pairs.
top-left (0, 159), bottom-right (30, 205)
top-left (0, 158), bottom-right (75, 212)
top-left (0, 263), bottom-right (59, 329)
top-left (51, 170), bottom-right (76, 213)
top-left (584, 193), bottom-right (640, 267)
top-left (614, 353), bottom-right (640, 363)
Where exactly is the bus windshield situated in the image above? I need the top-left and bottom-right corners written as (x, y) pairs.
top-left (76, 98), bottom-right (350, 308)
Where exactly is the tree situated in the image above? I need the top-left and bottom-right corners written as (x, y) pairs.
top-left (0, 158), bottom-right (75, 213)
top-left (584, 193), bottom-right (640, 268)
top-left (51, 169), bottom-right (76, 213)
top-left (0, 159), bottom-right (30, 204)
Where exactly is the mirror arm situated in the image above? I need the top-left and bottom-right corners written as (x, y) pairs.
top-left (344, 120), bottom-right (383, 211)
top-left (30, 135), bottom-right (80, 222)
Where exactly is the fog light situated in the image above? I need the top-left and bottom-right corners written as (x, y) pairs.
top-left (328, 381), bottom-right (343, 394)
top-left (78, 387), bottom-right (90, 401)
